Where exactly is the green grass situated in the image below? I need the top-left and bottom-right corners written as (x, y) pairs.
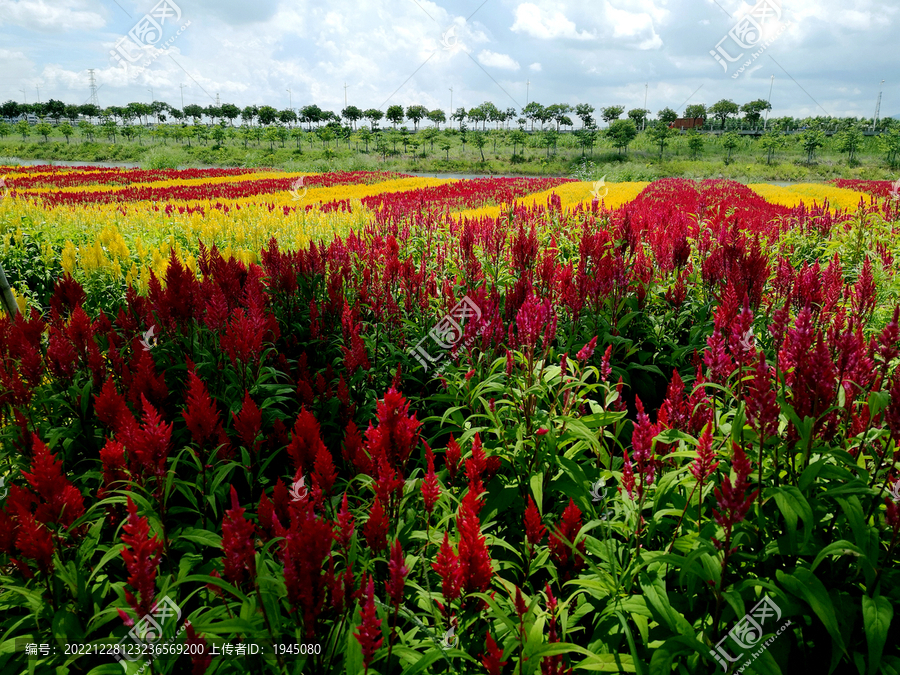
top-left (1, 127), bottom-right (898, 182)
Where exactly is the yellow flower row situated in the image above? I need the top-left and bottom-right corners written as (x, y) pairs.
top-left (452, 181), bottom-right (651, 220)
top-left (748, 184), bottom-right (872, 212)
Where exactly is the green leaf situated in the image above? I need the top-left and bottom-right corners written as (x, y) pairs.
top-left (531, 472), bottom-right (544, 514)
top-left (862, 594), bottom-right (892, 675)
top-left (177, 528), bottom-right (223, 549)
top-left (777, 568), bottom-right (847, 660)
top-left (810, 540), bottom-right (865, 573)
top-left (770, 486), bottom-right (813, 547)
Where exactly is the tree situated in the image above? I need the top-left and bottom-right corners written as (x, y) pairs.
top-left (59, 121), bottom-right (74, 144)
top-left (386, 105), bottom-right (404, 128)
top-left (606, 119), bottom-right (637, 154)
top-left (0, 121), bottom-right (10, 143)
top-left (64, 104), bottom-right (80, 123)
top-left (363, 108), bottom-right (384, 130)
top-left (427, 108), bottom-right (446, 129)
top-left (721, 131), bottom-right (740, 163)
top-left (183, 104), bottom-right (205, 123)
top-left (834, 126), bottom-right (864, 163)
top-left (467, 104), bottom-right (487, 131)
top-left (741, 99), bottom-right (772, 130)
top-left (341, 105), bottom-right (364, 130)
top-left (291, 127), bottom-right (305, 151)
top-left (1, 100), bottom-right (20, 119)
top-left (220, 103), bottom-right (240, 125)
top-left (800, 129), bottom-right (826, 165)
top-left (758, 130), bottom-right (785, 164)
top-left (35, 121), bottom-right (52, 142)
top-left (278, 108), bottom-right (298, 127)
top-left (509, 129), bottom-right (527, 157)
top-left (601, 105), bottom-right (625, 126)
top-left (211, 123), bottom-right (227, 147)
top-left (241, 105), bottom-right (258, 126)
top-left (77, 119), bottom-right (94, 142)
top-left (545, 103), bottom-right (572, 131)
top-left (204, 105), bottom-right (222, 125)
top-left (451, 107), bottom-right (467, 130)
top-left (439, 137), bottom-right (451, 160)
top-left (575, 103), bottom-right (595, 128)
top-left (627, 108), bottom-right (650, 130)
top-left (420, 127), bottom-right (438, 154)
top-left (300, 104), bottom-right (323, 129)
top-left (45, 99), bottom-right (66, 122)
top-left (257, 105), bottom-right (278, 126)
top-left (78, 104), bottom-right (101, 123)
top-left (542, 129), bottom-right (559, 158)
top-left (15, 119), bottom-right (30, 141)
top-left (686, 129), bottom-right (705, 159)
top-left (657, 107), bottom-right (678, 125)
top-left (470, 131), bottom-right (487, 161)
top-left (522, 102), bottom-right (543, 131)
top-left (263, 126), bottom-right (279, 150)
top-left (709, 99), bottom-right (740, 130)
top-left (357, 127), bottom-right (373, 152)
top-left (878, 128), bottom-right (900, 168)
top-left (405, 105), bottom-right (428, 131)
top-left (684, 103), bottom-right (707, 121)
top-left (481, 101), bottom-right (500, 129)
top-left (647, 121), bottom-right (676, 159)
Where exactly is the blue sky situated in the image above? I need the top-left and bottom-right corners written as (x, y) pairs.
top-left (0, 0), bottom-right (895, 120)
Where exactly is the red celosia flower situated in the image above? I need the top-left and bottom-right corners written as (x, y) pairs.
top-left (313, 445), bottom-right (338, 495)
top-left (445, 435), bottom-right (462, 482)
top-left (281, 491), bottom-right (333, 638)
top-left (364, 387), bottom-right (422, 474)
top-left (287, 406), bottom-right (327, 475)
top-left (524, 496), bottom-right (546, 545)
top-left (182, 369), bottom-right (223, 449)
top-left (689, 420), bottom-right (719, 483)
top-left (342, 420), bottom-right (368, 473)
top-left (335, 493), bottom-right (355, 552)
top-left (124, 395), bottom-right (173, 483)
top-left (621, 448), bottom-right (636, 500)
top-left (482, 631), bottom-right (507, 675)
top-left (432, 531), bottom-right (462, 602)
top-left (386, 539), bottom-right (409, 608)
top-left (631, 396), bottom-right (658, 494)
top-left (536, 427), bottom-right (549, 436)
top-left (98, 438), bottom-right (129, 501)
top-left (746, 352), bottom-right (779, 440)
top-left (185, 622), bottom-right (212, 674)
top-left (712, 444), bottom-right (759, 554)
top-left (16, 511), bottom-right (55, 574)
top-left (354, 574), bottom-right (383, 673)
top-left (231, 390), bottom-right (262, 455)
top-left (20, 434), bottom-right (85, 529)
top-left (548, 499), bottom-right (586, 582)
top-left (362, 497), bottom-right (389, 552)
top-left (600, 344), bottom-right (613, 381)
top-left (457, 492), bottom-right (493, 595)
top-left (121, 497), bottom-right (163, 619)
top-left (94, 377), bottom-right (131, 434)
top-left (576, 336), bottom-right (597, 361)
top-left (703, 329), bottom-right (733, 384)
top-left (541, 583), bottom-right (572, 675)
top-left (221, 486), bottom-right (256, 588)
top-left (886, 372), bottom-right (900, 443)
top-left (422, 445), bottom-right (441, 514)
top-left (506, 349), bottom-right (514, 377)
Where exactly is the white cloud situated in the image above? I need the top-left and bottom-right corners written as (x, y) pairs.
top-left (478, 49), bottom-right (520, 70)
top-left (510, 3), bottom-right (594, 40)
top-left (606, 5), bottom-right (663, 50)
top-left (529, 62), bottom-right (542, 71)
top-left (0, 0), bottom-right (104, 32)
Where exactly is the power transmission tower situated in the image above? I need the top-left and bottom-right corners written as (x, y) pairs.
top-left (872, 79), bottom-right (884, 132)
top-left (215, 93), bottom-right (220, 106)
top-left (88, 69), bottom-right (100, 107)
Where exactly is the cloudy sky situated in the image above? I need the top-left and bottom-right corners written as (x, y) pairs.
top-left (0, 0), bottom-right (895, 120)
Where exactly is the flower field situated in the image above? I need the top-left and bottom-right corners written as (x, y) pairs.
top-left (1, 165), bottom-right (900, 674)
